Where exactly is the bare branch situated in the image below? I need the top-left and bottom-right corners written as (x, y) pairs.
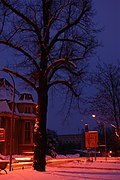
top-left (47, 2), bottom-right (72, 30)
top-left (0, 40), bottom-right (40, 72)
top-left (57, 38), bottom-right (87, 48)
top-left (0, 0), bottom-right (98, 172)
top-left (48, 64), bottom-right (84, 83)
top-left (1, 0), bottom-right (42, 44)
top-left (48, 80), bottom-right (79, 97)
top-left (3, 68), bottom-right (37, 91)
top-left (1, 0), bottom-right (34, 27)
top-left (7, 22), bottom-right (24, 42)
top-left (44, 58), bottom-right (76, 79)
top-left (48, 0), bottom-right (89, 50)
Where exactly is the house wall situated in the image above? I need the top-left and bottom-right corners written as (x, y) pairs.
top-left (18, 117), bottom-right (35, 154)
top-left (0, 79), bottom-right (36, 155)
top-left (0, 114), bottom-right (36, 155)
top-left (0, 116), bottom-right (14, 155)
top-left (17, 103), bottom-right (36, 114)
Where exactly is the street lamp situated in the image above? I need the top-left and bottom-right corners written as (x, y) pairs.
top-left (0, 69), bottom-right (15, 171)
top-left (92, 114), bottom-right (107, 160)
top-left (92, 114), bottom-right (118, 160)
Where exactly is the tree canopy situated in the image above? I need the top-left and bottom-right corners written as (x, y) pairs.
top-left (89, 63), bottom-right (120, 137)
top-left (0, 0), bottom-right (98, 171)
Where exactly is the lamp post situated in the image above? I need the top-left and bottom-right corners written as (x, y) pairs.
top-left (9, 73), bottom-right (15, 171)
top-left (104, 122), bottom-right (107, 161)
top-left (0, 70), bottom-right (15, 171)
top-left (92, 114), bottom-right (107, 160)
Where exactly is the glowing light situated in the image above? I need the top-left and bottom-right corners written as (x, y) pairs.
top-left (15, 157), bottom-right (31, 161)
top-left (92, 114), bottom-right (96, 118)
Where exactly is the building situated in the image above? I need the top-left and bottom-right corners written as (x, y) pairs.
top-left (0, 78), bottom-right (36, 155)
top-left (57, 134), bottom-right (84, 154)
top-left (58, 134), bottom-right (83, 146)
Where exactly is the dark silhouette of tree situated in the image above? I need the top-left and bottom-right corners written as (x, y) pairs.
top-left (46, 129), bottom-right (58, 158)
top-left (89, 63), bottom-right (120, 138)
top-left (0, 0), bottom-right (98, 171)
top-left (106, 127), bottom-right (120, 154)
top-left (95, 124), bottom-right (120, 155)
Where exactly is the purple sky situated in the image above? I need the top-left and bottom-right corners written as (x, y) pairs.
top-left (0, 0), bottom-right (120, 135)
top-left (92, 0), bottom-right (120, 65)
top-left (48, 0), bottom-right (120, 134)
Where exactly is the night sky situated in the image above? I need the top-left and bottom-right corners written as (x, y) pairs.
top-left (47, 0), bottom-right (120, 134)
top-left (93, 0), bottom-right (120, 64)
top-left (0, 0), bottom-right (120, 135)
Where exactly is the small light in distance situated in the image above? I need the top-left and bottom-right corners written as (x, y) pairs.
top-left (92, 114), bottom-right (96, 118)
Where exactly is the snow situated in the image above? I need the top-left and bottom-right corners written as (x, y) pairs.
top-left (17, 100), bottom-right (35, 104)
top-left (0, 87), bottom-right (12, 101)
top-left (0, 155), bottom-right (120, 180)
top-left (0, 100), bottom-right (11, 113)
top-left (0, 82), bottom-right (36, 114)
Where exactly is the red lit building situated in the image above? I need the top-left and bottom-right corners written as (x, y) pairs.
top-left (0, 78), bottom-right (36, 155)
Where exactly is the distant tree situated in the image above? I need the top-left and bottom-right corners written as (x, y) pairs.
top-left (0, 0), bottom-right (98, 171)
top-left (89, 63), bottom-right (120, 138)
top-left (46, 129), bottom-right (58, 158)
top-left (106, 127), bottom-right (120, 153)
top-left (95, 124), bottom-right (120, 154)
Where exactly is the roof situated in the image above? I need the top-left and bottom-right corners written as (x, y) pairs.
top-left (0, 87), bottom-right (12, 101)
top-left (17, 92), bottom-right (35, 104)
top-left (0, 100), bottom-right (11, 113)
top-left (0, 78), bottom-right (36, 116)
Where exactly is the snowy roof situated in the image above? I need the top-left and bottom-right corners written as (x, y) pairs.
top-left (0, 78), bottom-right (35, 103)
top-left (17, 92), bottom-right (35, 104)
top-left (17, 99), bottom-right (35, 104)
top-left (0, 78), bottom-right (20, 102)
top-left (0, 78), bottom-right (36, 115)
top-left (0, 87), bottom-right (12, 101)
top-left (0, 100), bottom-right (11, 113)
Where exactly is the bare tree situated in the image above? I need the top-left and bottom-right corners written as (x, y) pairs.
top-left (89, 63), bottom-right (120, 138)
top-left (0, 0), bottom-right (98, 171)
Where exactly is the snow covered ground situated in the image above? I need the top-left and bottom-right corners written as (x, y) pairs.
top-left (0, 155), bottom-right (120, 179)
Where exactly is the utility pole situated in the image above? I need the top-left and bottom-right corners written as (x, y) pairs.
top-left (2, 69), bottom-right (15, 171)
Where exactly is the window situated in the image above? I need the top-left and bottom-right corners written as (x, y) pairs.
top-left (25, 106), bottom-right (27, 113)
top-left (28, 107), bottom-right (31, 113)
top-left (25, 122), bottom-right (31, 144)
top-left (0, 117), bottom-right (3, 128)
top-left (0, 118), bottom-right (2, 127)
top-left (25, 106), bottom-right (31, 113)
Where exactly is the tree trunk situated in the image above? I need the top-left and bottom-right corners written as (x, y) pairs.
top-left (33, 84), bottom-right (48, 171)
